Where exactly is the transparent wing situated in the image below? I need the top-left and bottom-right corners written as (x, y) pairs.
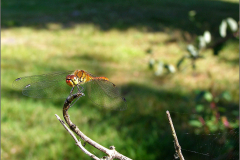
top-left (83, 79), bottom-right (127, 111)
top-left (12, 71), bottom-right (74, 98)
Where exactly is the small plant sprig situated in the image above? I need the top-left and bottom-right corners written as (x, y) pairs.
top-left (147, 12), bottom-right (238, 75)
top-left (177, 13), bottom-right (239, 71)
top-left (147, 48), bottom-right (176, 76)
top-left (149, 58), bottom-right (176, 76)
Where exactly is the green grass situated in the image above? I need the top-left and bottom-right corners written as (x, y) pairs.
top-left (2, 0), bottom-right (239, 160)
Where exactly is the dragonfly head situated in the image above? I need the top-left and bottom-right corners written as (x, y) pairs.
top-left (66, 75), bottom-right (78, 87)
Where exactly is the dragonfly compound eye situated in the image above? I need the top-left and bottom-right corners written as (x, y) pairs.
top-left (66, 75), bottom-right (76, 87)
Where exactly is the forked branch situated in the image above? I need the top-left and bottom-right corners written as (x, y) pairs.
top-left (55, 114), bottom-right (100, 160)
top-left (56, 93), bottom-right (132, 160)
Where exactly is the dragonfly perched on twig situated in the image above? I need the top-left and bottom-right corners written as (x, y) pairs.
top-left (13, 70), bottom-right (127, 110)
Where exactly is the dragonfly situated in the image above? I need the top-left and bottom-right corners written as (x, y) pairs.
top-left (12, 70), bottom-right (127, 110)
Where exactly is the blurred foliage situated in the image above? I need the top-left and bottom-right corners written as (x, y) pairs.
top-left (148, 12), bottom-right (238, 73)
top-left (146, 6), bottom-right (239, 159)
top-left (177, 15), bottom-right (238, 71)
top-left (191, 89), bottom-right (238, 132)
top-left (188, 86), bottom-right (239, 159)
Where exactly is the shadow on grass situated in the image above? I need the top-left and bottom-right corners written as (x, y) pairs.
top-left (2, 81), bottom-right (187, 159)
top-left (2, 0), bottom-right (239, 35)
top-left (4, 79), bottom-right (238, 159)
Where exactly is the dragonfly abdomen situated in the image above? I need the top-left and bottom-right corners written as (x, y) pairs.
top-left (92, 77), bottom-right (109, 81)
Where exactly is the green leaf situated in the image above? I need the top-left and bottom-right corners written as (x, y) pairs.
top-left (188, 10), bottom-right (196, 21)
top-left (187, 44), bottom-right (198, 57)
top-left (155, 61), bottom-right (164, 76)
top-left (189, 120), bottom-right (203, 128)
top-left (203, 31), bottom-right (211, 43)
top-left (166, 64), bottom-right (176, 73)
top-left (204, 92), bottom-right (213, 102)
top-left (226, 17), bottom-right (238, 32)
top-left (196, 105), bottom-right (204, 112)
top-left (188, 10), bottom-right (196, 17)
top-left (230, 122), bottom-right (239, 128)
top-left (207, 121), bottom-right (218, 132)
top-left (219, 20), bottom-right (227, 37)
top-left (222, 91), bottom-right (232, 101)
top-left (206, 116), bottom-right (218, 132)
top-left (198, 36), bottom-right (206, 49)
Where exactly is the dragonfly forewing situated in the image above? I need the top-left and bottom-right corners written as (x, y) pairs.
top-left (12, 71), bottom-right (74, 98)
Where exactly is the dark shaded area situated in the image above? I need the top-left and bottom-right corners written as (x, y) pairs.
top-left (2, 0), bottom-right (239, 35)
top-left (3, 80), bottom-right (239, 159)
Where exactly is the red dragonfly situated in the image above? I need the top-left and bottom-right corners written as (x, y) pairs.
top-left (12, 70), bottom-right (127, 110)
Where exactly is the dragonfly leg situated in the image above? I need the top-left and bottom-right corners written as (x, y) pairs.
top-left (77, 85), bottom-right (84, 93)
top-left (69, 93), bottom-right (85, 108)
top-left (69, 87), bottom-right (75, 95)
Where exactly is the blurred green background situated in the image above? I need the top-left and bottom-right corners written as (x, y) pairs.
top-left (2, 0), bottom-right (239, 160)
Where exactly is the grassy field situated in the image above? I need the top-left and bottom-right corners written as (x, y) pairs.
top-left (2, 0), bottom-right (239, 160)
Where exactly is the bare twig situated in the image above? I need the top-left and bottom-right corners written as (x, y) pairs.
top-left (166, 110), bottom-right (185, 160)
top-left (55, 114), bottom-right (100, 160)
top-left (56, 92), bottom-right (132, 160)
